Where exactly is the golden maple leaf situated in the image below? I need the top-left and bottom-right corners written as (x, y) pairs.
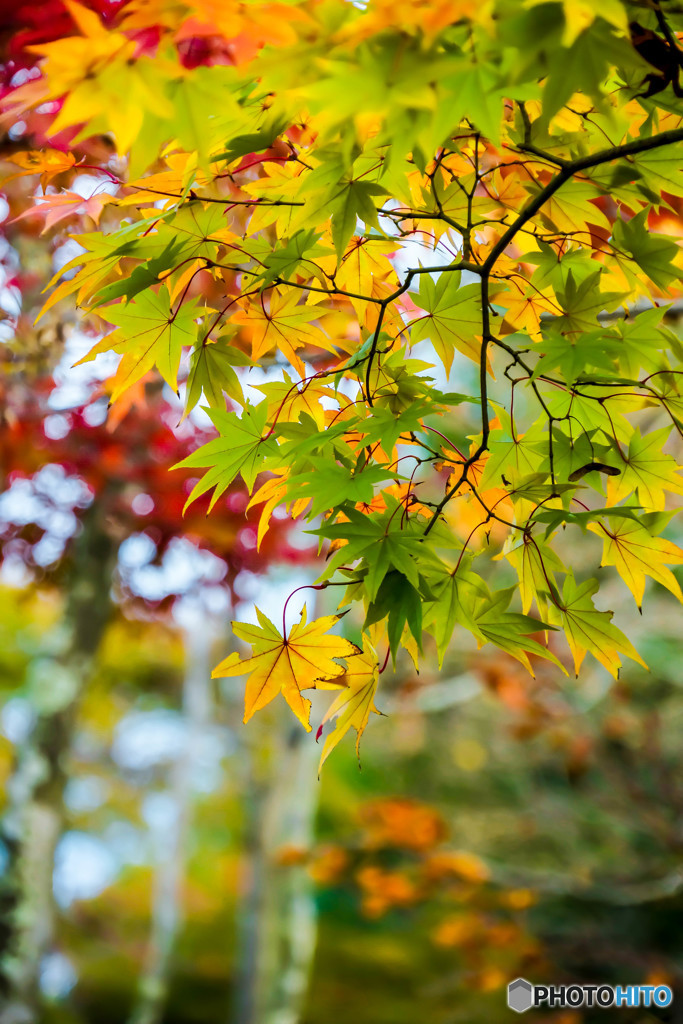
top-left (231, 288), bottom-right (333, 373)
top-left (588, 517), bottom-right (683, 609)
top-left (212, 606), bottom-right (360, 729)
top-left (316, 637), bottom-right (381, 771)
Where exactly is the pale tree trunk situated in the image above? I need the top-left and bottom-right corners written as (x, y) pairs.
top-left (0, 509), bottom-right (115, 1023)
top-left (231, 711), bottom-right (321, 1024)
top-left (127, 623), bottom-right (214, 1024)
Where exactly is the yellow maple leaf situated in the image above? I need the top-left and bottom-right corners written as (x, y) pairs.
top-left (240, 161), bottom-right (308, 236)
top-left (254, 372), bottom-right (338, 432)
top-left (588, 518), bottom-right (683, 609)
top-left (247, 470), bottom-right (310, 550)
top-left (232, 288), bottom-right (333, 373)
top-left (317, 636), bottom-right (381, 771)
top-left (492, 275), bottom-right (560, 339)
top-left (27, 2), bottom-right (173, 153)
top-left (119, 152), bottom-right (208, 208)
top-left (607, 428), bottom-right (683, 510)
top-left (212, 606), bottom-right (360, 729)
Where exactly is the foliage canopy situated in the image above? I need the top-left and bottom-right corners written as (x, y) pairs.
top-left (6, 0), bottom-right (683, 764)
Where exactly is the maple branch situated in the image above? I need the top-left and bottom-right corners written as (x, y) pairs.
top-left (516, 101), bottom-right (569, 168)
top-left (484, 125), bottom-right (683, 274)
top-left (426, 124), bottom-right (683, 534)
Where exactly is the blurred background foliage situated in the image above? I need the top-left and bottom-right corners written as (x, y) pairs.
top-left (1, 4), bottom-right (683, 1024)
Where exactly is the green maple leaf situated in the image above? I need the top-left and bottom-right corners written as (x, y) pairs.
top-left (311, 500), bottom-right (430, 599)
top-left (612, 210), bottom-right (680, 290)
top-left (533, 327), bottom-right (621, 382)
top-left (424, 566), bottom-right (561, 671)
top-left (170, 66), bottom-right (245, 168)
top-left (184, 336), bottom-right (252, 415)
top-left (162, 201), bottom-right (233, 262)
top-left (423, 563), bottom-right (488, 666)
top-left (504, 537), bottom-right (564, 616)
top-left (364, 569), bottom-right (423, 662)
top-left (525, 243), bottom-right (595, 292)
top-left (276, 415), bottom-right (356, 462)
top-left (174, 402), bottom-right (278, 511)
top-left (329, 179), bottom-right (387, 260)
top-left (632, 143), bottom-right (683, 199)
top-left (552, 271), bottom-right (624, 336)
top-left (287, 459), bottom-right (399, 518)
top-left (91, 238), bottom-right (188, 306)
top-left (541, 23), bottom-right (644, 122)
top-left (409, 271), bottom-right (482, 372)
top-left (441, 61), bottom-right (504, 144)
top-left (254, 229), bottom-right (333, 288)
top-left (612, 306), bottom-right (679, 379)
top-left (479, 411), bottom-right (548, 490)
top-left (474, 589), bottom-right (564, 675)
top-left (358, 400), bottom-right (435, 451)
top-left (550, 576), bottom-right (646, 678)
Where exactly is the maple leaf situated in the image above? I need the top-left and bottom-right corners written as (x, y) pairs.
top-left (503, 537), bottom-right (564, 616)
top-left (551, 271), bottom-right (624, 337)
top-left (588, 514), bottom-right (683, 609)
top-left (13, 0), bottom-right (683, 757)
top-left (3, 149), bottom-right (76, 190)
top-left (13, 190), bottom-right (112, 233)
top-left (78, 287), bottom-right (199, 402)
top-left (317, 638), bottom-right (381, 771)
top-left (524, 0), bottom-right (627, 48)
top-left (27, 1), bottom-right (171, 153)
top-left (365, 570), bottom-right (423, 662)
top-left (607, 428), bottom-right (683, 510)
top-left (254, 373), bottom-right (338, 432)
top-left (328, 179), bottom-right (387, 261)
top-left (478, 412), bottom-right (548, 491)
top-left (287, 459), bottom-right (400, 519)
top-left (550, 576), bottom-right (646, 678)
top-left (612, 210), bottom-right (680, 291)
top-left (409, 272), bottom-right (482, 372)
top-left (335, 237), bottom-right (398, 298)
top-left (494, 275), bottom-right (558, 339)
top-left (231, 288), bottom-right (333, 374)
top-left (312, 502), bottom-right (428, 600)
top-left (174, 402), bottom-right (278, 511)
top-left (211, 606), bottom-right (360, 729)
top-left (184, 338), bottom-right (251, 416)
top-left (247, 470), bottom-right (311, 549)
top-left (474, 591), bottom-right (565, 676)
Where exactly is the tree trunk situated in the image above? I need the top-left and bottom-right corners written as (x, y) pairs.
top-left (127, 624), bottom-right (214, 1024)
top-left (231, 714), bottom-right (320, 1024)
top-left (0, 508), bottom-right (115, 1023)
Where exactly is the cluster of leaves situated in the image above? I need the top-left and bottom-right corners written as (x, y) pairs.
top-left (4, 0), bottom-right (683, 763)
top-left (307, 797), bottom-right (540, 992)
top-left (0, 382), bottom-right (301, 593)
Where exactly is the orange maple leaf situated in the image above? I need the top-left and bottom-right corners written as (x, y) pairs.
top-left (3, 150), bottom-right (76, 190)
top-left (13, 190), bottom-right (112, 233)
